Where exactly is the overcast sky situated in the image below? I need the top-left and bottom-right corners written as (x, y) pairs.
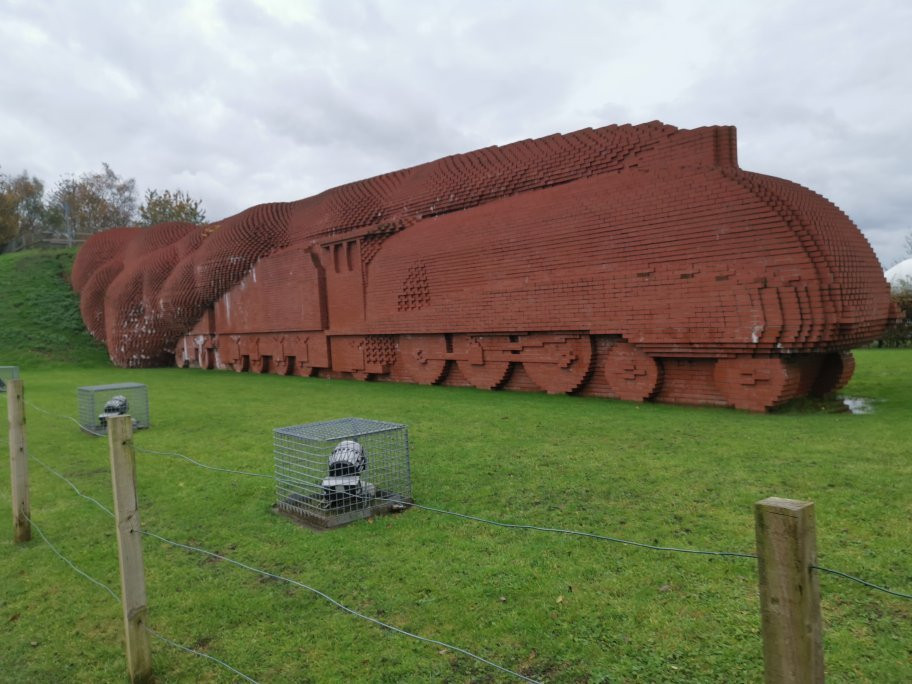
top-left (1, 0), bottom-right (909, 266)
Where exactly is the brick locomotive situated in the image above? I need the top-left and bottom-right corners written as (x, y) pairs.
top-left (72, 122), bottom-right (896, 411)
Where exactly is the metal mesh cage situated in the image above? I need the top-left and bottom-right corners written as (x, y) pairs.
top-left (0, 366), bottom-right (19, 393)
top-left (77, 382), bottom-right (150, 433)
top-left (275, 418), bottom-right (412, 528)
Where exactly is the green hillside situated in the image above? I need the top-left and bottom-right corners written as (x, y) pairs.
top-left (0, 249), bottom-right (110, 367)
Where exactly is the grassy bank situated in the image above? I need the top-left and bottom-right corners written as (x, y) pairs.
top-left (0, 249), bottom-right (109, 367)
top-left (0, 251), bottom-right (909, 682)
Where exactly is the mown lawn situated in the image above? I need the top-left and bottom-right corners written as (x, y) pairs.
top-left (0, 250), bottom-right (910, 682)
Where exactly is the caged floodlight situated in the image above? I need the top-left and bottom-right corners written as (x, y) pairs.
top-left (77, 382), bottom-right (149, 435)
top-left (274, 418), bottom-right (412, 528)
top-left (0, 366), bottom-right (20, 393)
top-left (98, 395), bottom-right (131, 429)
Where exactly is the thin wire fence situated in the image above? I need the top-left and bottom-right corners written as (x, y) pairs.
top-left (25, 399), bottom-right (104, 436)
top-left (135, 446), bottom-right (273, 479)
top-left (141, 528), bottom-right (541, 683)
top-left (24, 512), bottom-right (120, 602)
top-left (143, 626), bottom-right (261, 684)
top-left (20, 399), bottom-right (912, 601)
top-left (25, 445), bottom-right (541, 683)
top-left (30, 453), bottom-right (114, 517)
top-left (811, 565), bottom-right (912, 600)
top-left (10, 397), bottom-right (912, 684)
top-left (139, 441), bottom-right (759, 558)
top-left (22, 509), bottom-right (261, 683)
top-left (4, 405), bottom-right (252, 679)
top-left (130, 434), bottom-right (912, 601)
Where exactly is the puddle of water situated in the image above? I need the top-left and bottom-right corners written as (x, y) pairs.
top-left (841, 396), bottom-right (875, 415)
top-left (777, 395), bottom-right (878, 414)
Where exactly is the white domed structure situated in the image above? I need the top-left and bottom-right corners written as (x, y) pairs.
top-left (885, 258), bottom-right (912, 292)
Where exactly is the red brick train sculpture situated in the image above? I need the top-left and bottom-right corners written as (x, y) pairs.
top-left (72, 121), bottom-right (896, 411)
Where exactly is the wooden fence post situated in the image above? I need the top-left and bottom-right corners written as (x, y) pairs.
top-left (108, 415), bottom-right (152, 683)
top-left (6, 378), bottom-right (30, 543)
top-left (755, 497), bottom-right (824, 683)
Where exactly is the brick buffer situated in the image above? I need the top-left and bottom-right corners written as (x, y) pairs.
top-left (72, 122), bottom-right (895, 411)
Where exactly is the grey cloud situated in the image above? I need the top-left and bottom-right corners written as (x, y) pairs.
top-left (1, 0), bottom-right (909, 264)
top-left (647, 0), bottom-right (912, 265)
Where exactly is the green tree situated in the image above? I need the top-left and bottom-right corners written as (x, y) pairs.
top-left (0, 170), bottom-right (47, 251)
top-left (48, 163), bottom-right (136, 243)
top-left (138, 188), bottom-right (206, 226)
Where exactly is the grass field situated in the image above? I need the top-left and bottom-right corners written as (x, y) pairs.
top-left (0, 250), bottom-right (910, 682)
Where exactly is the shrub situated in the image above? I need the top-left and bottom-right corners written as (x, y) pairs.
top-left (879, 282), bottom-right (912, 347)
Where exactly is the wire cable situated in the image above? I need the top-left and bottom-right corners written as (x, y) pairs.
top-left (378, 496), bottom-right (758, 559)
top-left (24, 513), bottom-right (120, 602)
top-left (23, 441), bottom-right (537, 681)
top-left (813, 565), bottom-right (912, 600)
top-left (22, 399), bottom-right (911, 604)
top-left (30, 454), bottom-right (115, 518)
top-left (24, 511), bottom-right (260, 683)
top-left (143, 626), bottom-right (260, 684)
top-left (24, 399), bottom-right (104, 436)
top-left (134, 445), bottom-right (274, 479)
top-left (142, 529), bottom-right (541, 683)
top-left (116, 441), bottom-right (759, 560)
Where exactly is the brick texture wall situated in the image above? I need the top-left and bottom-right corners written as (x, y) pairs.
top-left (72, 122), bottom-right (893, 411)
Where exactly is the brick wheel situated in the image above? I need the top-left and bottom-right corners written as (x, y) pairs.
top-left (453, 334), bottom-right (512, 390)
top-left (397, 334), bottom-right (448, 385)
top-left (713, 357), bottom-right (797, 411)
top-left (603, 342), bottom-right (662, 401)
top-left (523, 334), bottom-right (593, 394)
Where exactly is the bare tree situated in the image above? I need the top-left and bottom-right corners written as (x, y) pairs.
top-left (47, 163), bottom-right (136, 244)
